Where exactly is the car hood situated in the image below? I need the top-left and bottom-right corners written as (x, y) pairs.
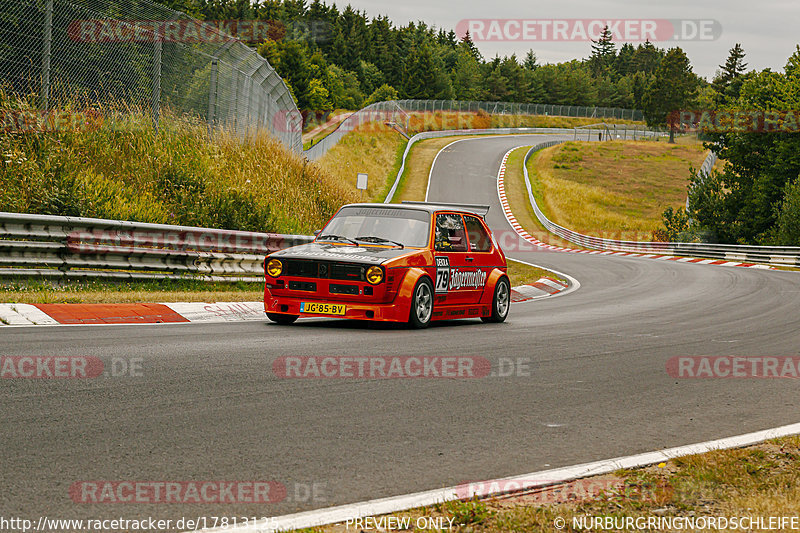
top-left (270, 242), bottom-right (417, 265)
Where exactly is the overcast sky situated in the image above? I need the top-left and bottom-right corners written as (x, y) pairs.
top-left (328, 0), bottom-right (798, 80)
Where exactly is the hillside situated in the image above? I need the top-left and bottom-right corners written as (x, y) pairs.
top-left (0, 102), bottom-right (359, 234)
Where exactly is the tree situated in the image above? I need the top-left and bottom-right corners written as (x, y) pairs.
top-left (615, 43), bottom-right (636, 76)
top-left (304, 78), bottom-right (331, 110)
top-left (711, 43), bottom-right (748, 105)
top-left (358, 60), bottom-right (384, 95)
top-left (588, 25), bottom-right (615, 76)
top-left (633, 41), bottom-right (663, 75)
top-left (770, 175), bottom-right (800, 245)
top-left (642, 47), bottom-right (698, 142)
top-left (685, 50), bottom-right (800, 245)
top-left (459, 31), bottom-right (483, 63)
top-left (451, 49), bottom-right (482, 100)
top-left (364, 83), bottom-right (399, 106)
top-left (523, 50), bottom-right (538, 71)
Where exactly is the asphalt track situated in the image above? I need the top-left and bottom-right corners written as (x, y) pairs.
top-left (2, 134), bottom-right (799, 525)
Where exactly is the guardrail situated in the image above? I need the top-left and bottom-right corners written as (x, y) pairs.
top-left (521, 143), bottom-right (800, 267)
top-left (0, 212), bottom-right (314, 282)
top-left (686, 151), bottom-right (718, 210)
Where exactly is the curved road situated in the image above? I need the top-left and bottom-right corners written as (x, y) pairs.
top-left (2, 135), bottom-right (799, 524)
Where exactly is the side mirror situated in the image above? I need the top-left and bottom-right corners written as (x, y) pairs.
top-left (313, 229), bottom-right (321, 236)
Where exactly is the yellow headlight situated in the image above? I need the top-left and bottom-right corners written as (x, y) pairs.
top-left (266, 258), bottom-right (283, 277)
top-left (365, 266), bottom-right (384, 285)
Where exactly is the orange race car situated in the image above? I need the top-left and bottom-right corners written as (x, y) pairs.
top-left (263, 202), bottom-right (510, 328)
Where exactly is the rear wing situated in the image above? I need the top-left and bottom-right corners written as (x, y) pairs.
top-left (401, 201), bottom-right (490, 218)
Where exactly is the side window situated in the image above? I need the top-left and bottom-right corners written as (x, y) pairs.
top-left (434, 213), bottom-right (468, 252)
top-left (464, 216), bottom-right (492, 252)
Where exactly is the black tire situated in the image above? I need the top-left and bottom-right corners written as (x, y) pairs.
top-left (481, 276), bottom-right (510, 323)
top-left (267, 313), bottom-right (299, 325)
top-left (408, 277), bottom-right (434, 329)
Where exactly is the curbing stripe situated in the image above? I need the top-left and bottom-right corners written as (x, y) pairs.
top-left (195, 422), bottom-right (800, 533)
top-left (0, 272), bottom-right (568, 326)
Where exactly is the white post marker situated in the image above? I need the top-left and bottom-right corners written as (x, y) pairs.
top-left (356, 172), bottom-right (368, 200)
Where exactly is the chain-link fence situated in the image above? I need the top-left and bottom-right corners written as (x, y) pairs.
top-left (1, 0), bottom-right (302, 150)
top-left (303, 99), bottom-right (645, 160)
top-left (394, 100), bottom-right (643, 121)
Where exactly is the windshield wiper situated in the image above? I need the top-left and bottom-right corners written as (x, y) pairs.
top-left (316, 234), bottom-right (360, 246)
top-left (355, 236), bottom-right (404, 249)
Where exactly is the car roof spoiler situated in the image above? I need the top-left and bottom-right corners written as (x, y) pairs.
top-left (401, 201), bottom-right (490, 218)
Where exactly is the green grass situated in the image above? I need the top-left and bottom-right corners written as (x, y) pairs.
top-left (528, 140), bottom-right (708, 240)
top-left (507, 259), bottom-right (566, 287)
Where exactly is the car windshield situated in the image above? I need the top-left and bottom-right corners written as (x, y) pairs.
top-left (317, 207), bottom-right (430, 248)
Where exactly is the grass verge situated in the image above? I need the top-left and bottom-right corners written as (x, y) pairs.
top-left (0, 279), bottom-right (262, 304)
top-left (504, 146), bottom-right (587, 249)
top-left (315, 123), bottom-right (407, 205)
top-left (295, 436), bottom-right (800, 532)
top-left (0, 97), bottom-right (352, 235)
top-left (507, 259), bottom-right (566, 287)
top-left (528, 140), bottom-right (707, 240)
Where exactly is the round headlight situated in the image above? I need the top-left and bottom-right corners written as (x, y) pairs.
top-left (365, 266), bottom-right (384, 285)
top-left (266, 258), bottom-right (283, 277)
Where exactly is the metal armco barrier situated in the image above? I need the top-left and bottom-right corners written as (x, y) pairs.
top-left (521, 143), bottom-right (800, 267)
top-left (0, 212), bottom-right (314, 282)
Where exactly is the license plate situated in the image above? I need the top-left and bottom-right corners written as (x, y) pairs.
top-left (300, 302), bottom-right (346, 315)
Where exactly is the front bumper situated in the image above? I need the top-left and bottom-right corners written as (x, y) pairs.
top-left (264, 294), bottom-right (412, 322)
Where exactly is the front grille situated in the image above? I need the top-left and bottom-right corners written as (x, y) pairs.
top-left (284, 260), bottom-right (365, 281)
top-left (330, 262), bottom-right (363, 281)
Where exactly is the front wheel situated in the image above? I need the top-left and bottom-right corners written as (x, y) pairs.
top-left (267, 313), bottom-right (299, 325)
top-left (481, 276), bottom-right (510, 323)
top-left (408, 277), bottom-right (434, 329)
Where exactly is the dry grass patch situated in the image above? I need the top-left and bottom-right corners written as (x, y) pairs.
top-left (315, 123), bottom-right (407, 204)
top-left (504, 147), bottom-right (587, 249)
top-left (299, 436), bottom-right (800, 532)
top-left (531, 140), bottom-right (707, 239)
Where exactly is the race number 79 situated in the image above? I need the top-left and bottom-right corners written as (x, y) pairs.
top-left (435, 256), bottom-right (450, 293)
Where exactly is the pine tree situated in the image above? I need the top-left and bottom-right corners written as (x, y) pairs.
top-left (642, 47), bottom-right (698, 142)
top-left (589, 25), bottom-right (615, 76)
top-left (523, 50), bottom-right (538, 71)
top-left (459, 31), bottom-right (483, 63)
top-left (711, 43), bottom-right (748, 106)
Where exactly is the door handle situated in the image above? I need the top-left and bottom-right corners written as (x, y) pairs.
top-left (465, 256), bottom-right (474, 262)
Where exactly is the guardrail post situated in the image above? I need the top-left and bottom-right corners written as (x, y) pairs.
top-left (40, 0), bottom-right (53, 112)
